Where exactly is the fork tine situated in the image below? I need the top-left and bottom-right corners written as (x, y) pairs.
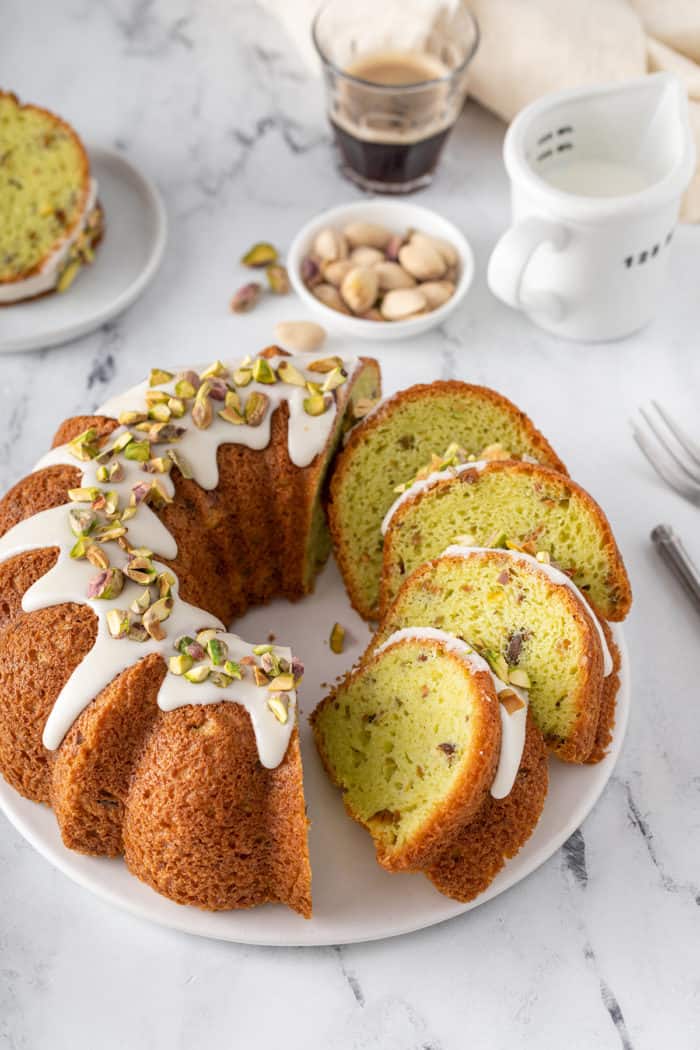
top-left (652, 400), bottom-right (700, 468)
top-left (632, 425), bottom-right (700, 503)
top-left (639, 406), bottom-right (700, 483)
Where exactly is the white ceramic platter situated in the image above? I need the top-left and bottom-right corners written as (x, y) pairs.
top-left (0, 556), bottom-right (629, 946)
top-left (0, 148), bottom-right (166, 353)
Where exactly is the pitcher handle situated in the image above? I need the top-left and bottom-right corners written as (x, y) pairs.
top-left (487, 217), bottom-right (569, 320)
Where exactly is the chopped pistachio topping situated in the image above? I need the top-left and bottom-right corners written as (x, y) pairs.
top-left (149, 368), bottom-right (175, 387)
top-left (267, 695), bottom-right (289, 724)
top-left (329, 622), bottom-right (345, 654)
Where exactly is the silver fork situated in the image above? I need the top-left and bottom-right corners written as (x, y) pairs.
top-left (632, 400), bottom-right (700, 504)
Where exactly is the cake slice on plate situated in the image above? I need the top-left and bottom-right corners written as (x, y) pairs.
top-left (373, 546), bottom-right (621, 763)
top-left (328, 381), bottom-right (566, 622)
top-left (380, 459), bottom-right (632, 621)
top-left (0, 91), bottom-right (103, 304)
top-left (312, 627), bottom-right (548, 898)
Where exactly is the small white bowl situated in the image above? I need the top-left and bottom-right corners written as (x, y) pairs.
top-left (287, 200), bottom-right (474, 342)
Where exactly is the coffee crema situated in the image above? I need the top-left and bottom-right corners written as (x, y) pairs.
top-left (331, 48), bottom-right (455, 189)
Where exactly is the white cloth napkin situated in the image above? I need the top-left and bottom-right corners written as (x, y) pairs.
top-left (466, 0), bottom-right (700, 220)
top-left (260, 0), bottom-right (700, 219)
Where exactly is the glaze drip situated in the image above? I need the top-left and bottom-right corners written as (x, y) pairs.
top-left (0, 352), bottom-right (360, 764)
top-left (375, 626), bottom-right (527, 799)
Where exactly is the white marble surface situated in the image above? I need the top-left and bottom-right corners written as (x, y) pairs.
top-left (2, 2), bottom-right (700, 1048)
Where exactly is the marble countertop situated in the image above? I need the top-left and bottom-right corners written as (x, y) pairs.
top-left (2, 2), bottom-right (700, 1048)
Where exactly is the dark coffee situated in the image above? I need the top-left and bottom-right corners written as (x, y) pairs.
top-left (331, 49), bottom-right (456, 192)
top-left (331, 120), bottom-right (451, 187)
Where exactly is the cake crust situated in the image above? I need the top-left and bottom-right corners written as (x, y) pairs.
top-left (426, 712), bottom-right (548, 902)
top-left (312, 634), bottom-right (502, 871)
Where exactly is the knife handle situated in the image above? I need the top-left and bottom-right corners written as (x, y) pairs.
top-left (651, 524), bottom-right (700, 611)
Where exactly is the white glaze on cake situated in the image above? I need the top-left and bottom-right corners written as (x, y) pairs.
top-left (0, 352), bottom-right (361, 764)
top-left (381, 460), bottom-right (488, 536)
top-left (0, 178), bottom-right (98, 304)
top-left (375, 626), bottom-right (527, 800)
top-left (442, 544), bottom-right (613, 676)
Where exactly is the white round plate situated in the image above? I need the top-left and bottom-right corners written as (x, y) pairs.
top-left (0, 557), bottom-right (629, 946)
top-left (0, 148), bottom-right (166, 354)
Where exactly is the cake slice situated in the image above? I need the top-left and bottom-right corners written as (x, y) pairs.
top-left (328, 382), bottom-right (566, 621)
top-left (373, 546), bottom-right (620, 762)
top-left (0, 91), bottom-right (103, 304)
top-left (312, 628), bottom-right (548, 899)
top-left (380, 460), bottom-right (631, 621)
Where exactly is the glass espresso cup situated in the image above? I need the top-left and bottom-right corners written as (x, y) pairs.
top-left (312, 0), bottom-right (479, 193)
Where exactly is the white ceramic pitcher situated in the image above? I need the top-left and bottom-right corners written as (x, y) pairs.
top-left (487, 74), bottom-right (695, 342)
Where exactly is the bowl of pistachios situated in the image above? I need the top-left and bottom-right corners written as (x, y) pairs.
top-left (287, 200), bottom-right (474, 341)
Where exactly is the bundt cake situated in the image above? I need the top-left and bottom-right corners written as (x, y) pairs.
top-left (380, 459), bottom-right (632, 620)
top-left (0, 347), bottom-right (380, 916)
top-left (0, 92), bottom-right (104, 304)
top-left (311, 627), bottom-right (548, 899)
top-left (328, 381), bottom-right (567, 621)
top-left (372, 546), bottom-right (620, 763)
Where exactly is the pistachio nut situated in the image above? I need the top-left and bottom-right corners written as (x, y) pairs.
top-left (230, 281), bottom-right (263, 313)
top-left (321, 259), bottom-right (353, 288)
top-left (418, 280), bottom-right (455, 309)
top-left (349, 245), bottom-right (384, 267)
top-left (87, 568), bottom-right (124, 600)
top-left (303, 393), bottom-right (330, 417)
top-left (268, 673), bottom-right (294, 692)
top-left (312, 283), bottom-right (351, 314)
top-left (410, 231), bottom-right (459, 268)
top-left (300, 254), bottom-right (322, 287)
top-left (274, 320), bottom-right (326, 353)
top-left (200, 360), bottom-right (228, 380)
top-left (184, 664), bottom-right (211, 684)
top-left (398, 241), bottom-right (446, 282)
top-left (266, 263), bottom-right (290, 294)
top-left (329, 622), bottom-right (345, 654)
top-left (380, 287), bottom-right (428, 321)
top-left (149, 368), bottom-right (174, 387)
top-left (241, 241), bottom-right (278, 267)
top-left (232, 367), bottom-right (253, 387)
top-left (374, 261), bottom-right (416, 291)
top-left (107, 608), bottom-right (131, 639)
top-left (86, 544), bottom-right (110, 570)
top-left (322, 367), bottom-right (347, 393)
top-left (313, 227), bottom-right (348, 262)
top-left (276, 359), bottom-right (307, 386)
top-left (244, 391), bottom-right (269, 426)
top-left (343, 221), bottom-right (392, 249)
top-left (340, 267), bottom-right (379, 315)
top-left (267, 695), bottom-right (289, 724)
top-left (169, 652), bottom-right (193, 676)
top-left (252, 357), bottom-right (276, 384)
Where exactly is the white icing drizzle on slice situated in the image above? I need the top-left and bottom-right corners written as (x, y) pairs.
top-left (0, 510), bottom-right (296, 766)
top-left (375, 626), bottom-right (527, 800)
top-left (0, 178), bottom-right (99, 305)
top-left (381, 461), bottom-right (488, 536)
top-left (442, 545), bottom-right (613, 676)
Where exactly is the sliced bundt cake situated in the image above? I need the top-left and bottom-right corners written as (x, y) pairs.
top-left (373, 546), bottom-right (620, 762)
top-left (312, 627), bottom-right (548, 899)
top-left (380, 460), bottom-right (631, 621)
top-left (0, 92), bottom-right (103, 303)
top-left (0, 347), bottom-right (380, 916)
top-left (328, 382), bottom-right (566, 621)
